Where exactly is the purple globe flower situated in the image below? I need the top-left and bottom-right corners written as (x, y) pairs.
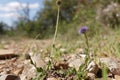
top-left (79, 26), bottom-right (88, 34)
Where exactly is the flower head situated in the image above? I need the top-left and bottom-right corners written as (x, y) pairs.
top-left (56, 0), bottom-right (62, 6)
top-left (79, 26), bottom-right (88, 34)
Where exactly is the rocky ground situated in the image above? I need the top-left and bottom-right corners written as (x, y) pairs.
top-left (0, 39), bottom-right (120, 80)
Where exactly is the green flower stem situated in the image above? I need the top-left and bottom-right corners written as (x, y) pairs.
top-left (84, 32), bottom-right (91, 60)
top-left (51, 6), bottom-right (60, 57)
top-left (84, 33), bottom-right (89, 50)
top-left (53, 6), bottom-right (60, 47)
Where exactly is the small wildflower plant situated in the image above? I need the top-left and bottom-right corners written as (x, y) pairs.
top-left (77, 26), bottom-right (92, 80)
top-left (51, 0), bottom-right (61, 58)
top-left (31, 0), bottom-right (62, 80)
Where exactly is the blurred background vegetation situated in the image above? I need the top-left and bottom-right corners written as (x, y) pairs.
top-left (0, 0), bottom-right (120, 39)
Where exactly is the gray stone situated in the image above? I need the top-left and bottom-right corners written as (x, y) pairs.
top-left (86, 73), bottom-right (95, 80)
top-left (0, 74), bottom-right (20, 80)
top-left (20, 60), bottom-right (37, 80)
top-left (87, 61), bottom-right (99, 74)
top-left (99, 58), bottom-right (119, 70)
top-left (68, 58), bottom-right (84, 70)
top-left (67, 53), bottom-right (86, 70)
top-left (29, 52), bottom-right (46, 68)
top-left (0, 49), bottom-right (18, 60)
top-left (99, 58), bottom-right (120, 75)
